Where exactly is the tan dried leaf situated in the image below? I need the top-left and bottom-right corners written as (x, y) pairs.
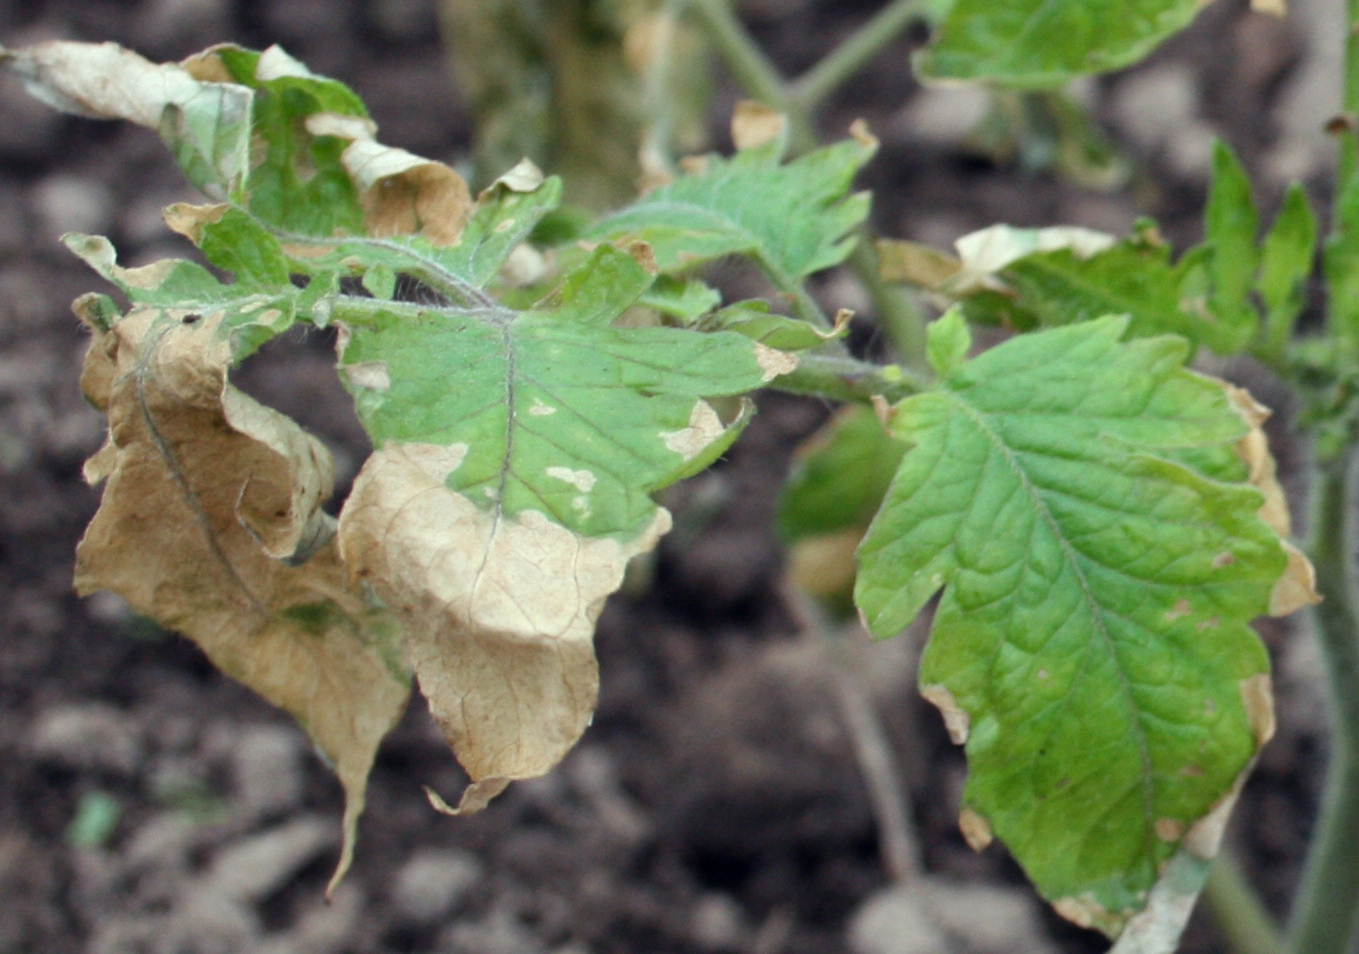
top-left (341, 139), bottom-right (472, 245)
top-left (731, 101), bottom-right (787, 151)
top-left (0, 39), bottom-right (208, 126)
top-left (1218, 380), bottom-right (1320, 615)
top-left (74, 307), bottom-right (411, 891)
top-left (338, 442), bottom-right (671, 810)
top-left (879, 225), bottom-right (1116, 301)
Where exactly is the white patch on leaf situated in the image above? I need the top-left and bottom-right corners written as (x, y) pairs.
top-left (753, 342), bottom-right (798, 382)
top-left (528, 398), bottom-right (557, 417)
top-left (343, 361), bottom-right (391, 393)
top-left (305, 111), bottom-right (378, 142)
top-left (546, 466), bottom-right (596, 493)
top-left (660, 401), bottom-right (723, 461)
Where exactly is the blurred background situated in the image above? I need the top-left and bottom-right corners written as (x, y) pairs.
top-left (0, 1), bottom-right (1337, 952)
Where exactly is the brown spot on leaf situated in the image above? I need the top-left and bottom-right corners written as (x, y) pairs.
top-left (343, 140), bottom-right (472, 246)
top-left (1155, 818), bottom-right (1185, 842)
top-left (1165, 598), bottom-right (1192, 621)
top-left (660, 401), bottom-right (724, 461)
top-left (753, 342), bottom-right (798, 382)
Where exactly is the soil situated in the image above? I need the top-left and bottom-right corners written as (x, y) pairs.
top-left (0, 2), bottom-right (1339, 953)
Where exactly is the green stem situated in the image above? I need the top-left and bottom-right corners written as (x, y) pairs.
top-left (1342, 0), bottom-right (1359, 190)
top-left (1285, 446), bottom-right (1359, 954)
top-left (1206, 847), bottom-right (1282, 954)
top-left (845, 237), bottom-right (929, 371)
top-left (791, 0), bottom-right (922, 111)
top-left (683, 0), bottom-right (817, 151)
top-left (771, 352), bottom-right (923, 405)
top-left (682, 0), bottom-right (931, 369)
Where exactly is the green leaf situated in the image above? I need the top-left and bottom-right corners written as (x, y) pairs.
top-left (588, 130), bottom-right (876, 289)
top-left (778, 404), bottom-right (905, 542)
top-left (883, 219), bottom-right (1267, 354)
top-left (916, 0), bottom-right (1203, 88)
top-left (1257, 182), bottom-right (1317, 351)
top-left (1325, 175), bottom-right (1359, 355)
top-left (1003, 240), bottom-right (1190, 334)
top-left (699, 300), bottom-right (841, 351)
top-left (638, 276), bottom-right (723, 323)
top-left (188, 44), bottom-right (370, 234)
top-left (1201, 141), bottom-right (1260, 352)
top-left (336, 244), bottom-right (795, 540)
top-left (63, 231), bottom-right (304, 359)
top-left (856, 316), bottom-right (1282, 936)
top-left (925, 306), bottom-right (971, 376)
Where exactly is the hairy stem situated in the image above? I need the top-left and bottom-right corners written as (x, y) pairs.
top-left (1285, 446), bottom-right (1359, 954)
top-left (792, 0), bottom-right (922, 110)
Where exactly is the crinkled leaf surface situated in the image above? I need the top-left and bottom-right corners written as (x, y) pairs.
top-left (337, 244), bottom-right (794, 541)
top-left (333, 244), bottom-right (797, 805)
top-left (856, 313), bottom-right (1287, 938)
top-left (74, 305), bottom-right (410, 891)
top-left (588, 121), bottom-right (876, 289)
top-left (916, 0), bottom-right (1205, 88)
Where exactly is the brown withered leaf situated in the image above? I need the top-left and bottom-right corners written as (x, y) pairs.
top-left (74, 304), bottom-right (411, 891)
top-left (337, 442), bottom-right (670, 813)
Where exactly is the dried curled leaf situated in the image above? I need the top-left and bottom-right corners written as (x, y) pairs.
top-left (74, 305), bottom-right (410, 891)
top-left (338, 443), bottom-right (670, 811)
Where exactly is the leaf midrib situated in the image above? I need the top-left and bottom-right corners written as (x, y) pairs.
top-left (947, 388), bottom-right (1157, 837)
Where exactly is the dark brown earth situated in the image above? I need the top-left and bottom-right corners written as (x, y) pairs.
top-left (0, 2), bottom-right (1339, 953)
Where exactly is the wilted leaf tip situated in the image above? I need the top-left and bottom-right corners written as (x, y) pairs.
top-left (338, 443), bottom-right (672, 812)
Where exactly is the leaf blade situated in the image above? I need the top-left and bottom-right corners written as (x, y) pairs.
top-left (856, 316), bottom-right (1285, 936)
top-left (916, 0), bottom-right (1205, 88)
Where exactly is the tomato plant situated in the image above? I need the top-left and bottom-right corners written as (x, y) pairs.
top-left (3, 2), bottom-right (1352, 951)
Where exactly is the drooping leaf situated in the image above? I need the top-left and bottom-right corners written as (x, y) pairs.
top-left (0, 40), bottom-right (473, 243)
top-left (589, 114), bottom-right (876, 290)
top-left (915, 0), bottom-right (1205, 88)
top-left (0, 40), bottom-right (254, 199)
top-left (73, 303), bottom-right (411, 892)
top-left (339, 444), bottom-right (671, 813)
top-left (855, 312), bottom-right (1304, 940)
top-left (333, 242), bottom-right (798, 806)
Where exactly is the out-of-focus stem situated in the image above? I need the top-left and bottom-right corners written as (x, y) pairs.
top-left (1285, 447), bottom-right (1359, 954)
top-left (1205, 847), bottom-right (1282, 954)
top-left (791, 0), bottom-right (922, 111)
